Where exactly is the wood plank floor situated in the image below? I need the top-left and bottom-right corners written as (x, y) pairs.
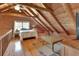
top-left (3, 37), bottom-right (54, 56)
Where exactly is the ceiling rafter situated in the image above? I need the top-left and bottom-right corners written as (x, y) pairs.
top-left (0, 3), bottom-right (9, 9)
top-left (1, 5), bottom-right (15, 12)
top-left (27, 8), bottom-right (54, 33)
top-left (36, 9), bottom-right (60, 33)
top-left (21, 9), bottom-right (42, 24)
top-left (42, 3), bottom-right (70, 35)
top-left (62, 3), bottom-right (76, 24)
top-left (21, 4), bottom-right (50, 12)
top-left (0, 4), bottom-right (35, 18)
top-left (21, 6), bottom-right (51, 33)
top-left (0, 12), bottom-right (26, 17)
top-left (22, 9), bottom-right (49, 32)
top-left (0, 3), bottom-right (14, 12)
top-left (21, 9), bottom-right (42, 25)
top-left (20, 9), bottom-right (36, 17)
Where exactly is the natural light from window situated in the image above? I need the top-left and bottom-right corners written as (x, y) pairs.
top-left (14, 21), bottom-right (30, 31)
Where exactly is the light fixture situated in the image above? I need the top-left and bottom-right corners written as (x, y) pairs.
top-left (14, 4), bottom-right (20, 11)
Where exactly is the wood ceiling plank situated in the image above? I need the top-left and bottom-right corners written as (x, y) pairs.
top-left (70, 3), bottom-right (79, 10)
top-left (32, 3), bottom-right (46, 8)
top-left (21, 9), bottom-right (43, 26)
top-left (21, 9), bottom-right (44, 25)
top-left (27, 8), bottom-right (54, 33)
top-left (36, 10), bottom-right (60, 33)
top-left (0, 3), bottom-right (14, 12)
top-left (43, 3), bottom-right (70, 35)
top-left (0, 12), bottom-right (26, 17)
top-left (1, 5), bottom-right (15, 12)
top-left (20, 9), bottom-right (36, 17)
top-left (22, 4), bottom-right (51, 12)
top-left (21, 7), bottom-right (51, 33)
top-left (0, 3), bottom-right (9, 9)
top-left (62, 3), bottom-right (76, 24)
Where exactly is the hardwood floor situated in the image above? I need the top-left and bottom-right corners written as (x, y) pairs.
top-left (3, 37), bottom-right (54, 56)
top-left (4, 39), bottom-right (25, 56)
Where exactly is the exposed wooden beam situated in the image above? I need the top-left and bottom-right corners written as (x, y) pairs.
top-left (36, 9), bottom-right (60, 33)
top-left (27, 8), bottom-right (54, 33)
top-left (62, 3), bottom-right (76, 23)
top-left (0, 12), bottom-right (26, 17)
top-left (21, 7), bottom-right (50, 33)
top-left (34, 17), bottom-right (51, 33)
top-left (0, 3), bottom-right (14, 12)
top-left (33, 18), bottom-right (50, 32)
top-left (43, 4), bottom-right (70, 35)
top-left (0, 9), bottom-right (36, 18)
top-left (21, 9), bottom-right (42, 25)
top-left (0, 3), bottom-right (9, 9)
top-left (1, 5), bottom-right (15, 12)
top-left (0, 3), bottom-right (4, 5)
top-left (21, 9), bottom-right (43, 25)
top-left (22, 4), bottom-right (51, 12)
top-left (22, 5), bottom-right (54, 33)
top-left (21, 9), bottom-right (36, 18)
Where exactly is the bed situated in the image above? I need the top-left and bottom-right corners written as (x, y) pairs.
top-left (19, 29), bottom-right (38, 41)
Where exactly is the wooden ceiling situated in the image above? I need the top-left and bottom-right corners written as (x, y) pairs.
top-left (0, 3), bottom-right (77, 37)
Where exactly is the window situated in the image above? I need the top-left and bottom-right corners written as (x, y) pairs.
top-left (22, 22), bottom-right (30, 30)
top-left (15, 21), bottom-right (22, 30)
top-left (14, 21), bottom-right (30, 31)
